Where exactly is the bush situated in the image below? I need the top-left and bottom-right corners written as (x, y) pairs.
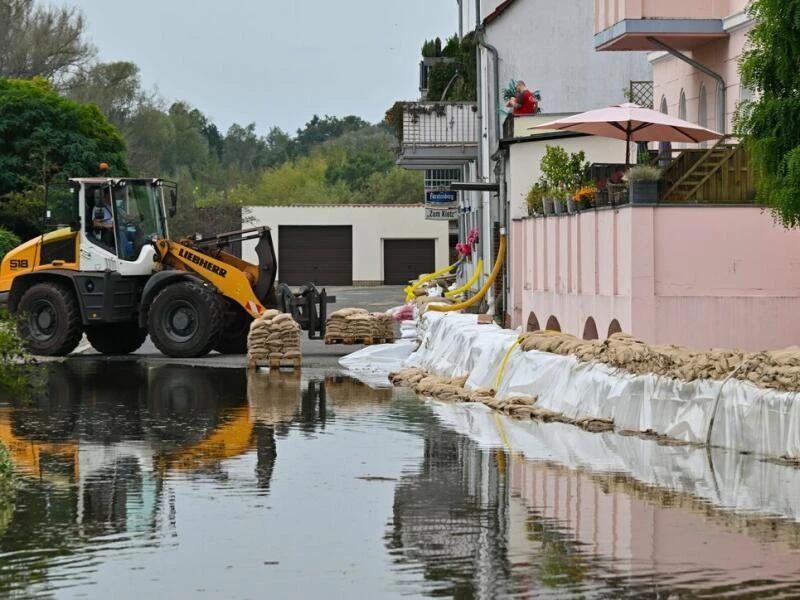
top-left (0, 228), bottom-right (20, 262)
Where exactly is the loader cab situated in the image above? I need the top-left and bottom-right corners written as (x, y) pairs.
top-left (72, 178), bottom-right (173, 275)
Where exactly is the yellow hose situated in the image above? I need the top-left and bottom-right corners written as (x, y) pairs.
top-left (404, 261), bottom-right (459, 301)
top-left (495, 336), bottom-right (522, 389)
top-left (445, 258), bottom-right (484, 298)
top-left (428, 234), bottom-right (507, 312)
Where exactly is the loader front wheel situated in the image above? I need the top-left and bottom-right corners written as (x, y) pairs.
top-left (17, 282), bottom-right (82, 356)
top-left (212, 300), bottom-right (251, 355)
top-left (148, 280), bottom-right (223, 358)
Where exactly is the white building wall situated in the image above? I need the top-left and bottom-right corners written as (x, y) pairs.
top-left (485, 1), bottom-right (653, 120)
top-left (242, 205), bottom-right (449, 285)
top-left (508, 136), bottom-right (629, 219)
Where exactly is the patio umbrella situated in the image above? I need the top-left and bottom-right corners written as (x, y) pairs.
top-left (531, 103), bottom-right (723, 167)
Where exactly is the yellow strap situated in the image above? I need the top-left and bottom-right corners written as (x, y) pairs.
top-left (445, 258), bottom-right (484, 298)
top-left (495, 337), bottom-right (522, 390)
top-left (404, 261), bottom-right (459, 301)
top-left (428, 235), bottom-right (507, 312)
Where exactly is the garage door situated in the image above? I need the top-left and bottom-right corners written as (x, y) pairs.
top-left (384, 239), bottom-right (435, 285)
top-left (278, 226), bottom-right (352, 286)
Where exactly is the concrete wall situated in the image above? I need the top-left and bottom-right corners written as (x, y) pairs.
top-left (507, 132), bottom-right (629, 219)
top-left (243, 205), bottom-right (449, 285)
top-left (485, 0), bottom-right (652, 119)
top-left (510, 205), bottom-right (800, 350)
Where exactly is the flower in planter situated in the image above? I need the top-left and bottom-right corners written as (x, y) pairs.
top-left (573, 184), bottom-right (597, 209)
top-left (609, 170), bottom-right (625, 184)
top-left (467, 228), bottom-right (480, 245)
top-left (455, 242), bottom-right (472, 257)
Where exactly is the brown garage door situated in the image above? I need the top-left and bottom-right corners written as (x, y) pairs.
top-left (278, 226), bottom-right (352, 286)
top-left (384, 239), bottom-right (435, 285)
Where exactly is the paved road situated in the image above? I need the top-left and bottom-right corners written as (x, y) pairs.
top-left (73, 285), bottom-right (407, 368)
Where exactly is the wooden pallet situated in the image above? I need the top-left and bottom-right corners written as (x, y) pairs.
top-left (248, 356), bottom-right (301, 371)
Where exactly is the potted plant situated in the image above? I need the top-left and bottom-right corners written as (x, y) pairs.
top-left (540, 145), bottom-right (590, 217)
top-left (625, 165), bottom-right (662, 204)
top-left (573, 184), bottom-right (597, 210)
top-left (525, 182), bottom-right (546, 217)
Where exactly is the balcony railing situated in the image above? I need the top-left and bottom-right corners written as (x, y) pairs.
top-left (390, 102), bottom-right (478, 169)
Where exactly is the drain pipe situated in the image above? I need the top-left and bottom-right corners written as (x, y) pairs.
top-left (477, 29), bottom-right (501, 147)
top-left (646, 36), bottom-right (726, 134)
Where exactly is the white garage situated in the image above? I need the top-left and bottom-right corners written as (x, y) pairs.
top-left (242, 205), bottom-right (450, 286)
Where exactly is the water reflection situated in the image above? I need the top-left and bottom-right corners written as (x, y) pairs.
top-left (389, 400), bottom-right (800, 598)
top-left (0, 362), bottom-right (331, 598)
top-left (0, 364), bottom-right (799, 598)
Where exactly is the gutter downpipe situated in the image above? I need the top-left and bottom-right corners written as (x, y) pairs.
top-left (478, 28), bottom-right (502, 317)
top-left (645, 36), bottom-right (726, 134)
top-left (475, 0), bottom-right (503, 313)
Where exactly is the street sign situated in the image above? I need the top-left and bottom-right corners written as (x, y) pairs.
top-left (425, 206), bottom-right (459, 220)
top-left (425, 190), bottom-right (458, 204)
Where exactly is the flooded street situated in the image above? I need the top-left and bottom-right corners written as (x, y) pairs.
top-left (1, 361), bottom-right (799, 599)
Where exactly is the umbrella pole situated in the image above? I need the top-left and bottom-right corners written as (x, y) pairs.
top-left (625, 127), bottom-right (631, 170)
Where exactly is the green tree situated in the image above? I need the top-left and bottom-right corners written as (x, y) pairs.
top-left (223, 123), bottom-right (268, 172)
top-left (0, 227), bottom-right (20, 260)
top-left (0, 77), bottom-right (126, 238)
top-left (0, 0), bottom-right (95, 83)
top-left (295, 114), bottom-right (369, 156)
top-left (64, 61), bottom-right (150, 130)
top-left (425, 33), bottom-right (477, 101)
top-left (263, 126), bottom-right (296, 168)
top-left (736, 0), bottom-right (800, 225)
top-left (357, 168), bottom-right (424, 204)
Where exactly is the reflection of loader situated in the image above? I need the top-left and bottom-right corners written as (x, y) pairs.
top-left (0, 177), bottom-right (334, 358)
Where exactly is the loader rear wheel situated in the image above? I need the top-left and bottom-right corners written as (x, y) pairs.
top-left (17, 282), bottom-right (82, 356)
top-left (212, 300), bottom-right (251, 355)
top-left (148, 280), bottom-right (223, 358)
top-left (86, 323), bottom-right (148, 355)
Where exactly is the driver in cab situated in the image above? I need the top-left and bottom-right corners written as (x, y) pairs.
top-left (92, 188), bottom-right (135, 259)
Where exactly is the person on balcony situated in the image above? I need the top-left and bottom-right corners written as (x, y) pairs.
top-left (506, 80), bottom-right (539, 115)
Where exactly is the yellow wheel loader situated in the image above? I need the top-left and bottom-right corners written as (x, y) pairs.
top-left (0, 177), bottom-right (333, 358)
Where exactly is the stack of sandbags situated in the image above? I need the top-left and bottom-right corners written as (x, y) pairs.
top-left (325, 308), bottom-right (368, 341)
top-left (517, 331), bottom-right (800, 392)
top-left (325, 308), bottom-right (395, 343)
top-left (346, 313), bottom-right (373, 339)
top-left (370, 312), bottom-right (395, 341)
top-left (247, 309), bottom-right (302, 363)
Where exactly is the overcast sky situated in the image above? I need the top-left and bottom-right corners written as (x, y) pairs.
top-left (70, 0), bottom-right (459, 135)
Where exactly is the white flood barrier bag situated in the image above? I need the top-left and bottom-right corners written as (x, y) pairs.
top-left (339, 340), bottom-right (417, 388)
top-left (406, 313), bottom-right (800, 459)
top-left (430, 400), bottom-right (800, 523)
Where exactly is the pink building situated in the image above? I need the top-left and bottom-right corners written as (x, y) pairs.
top-left (507, 1), bottom-right (800, 351)
top-left (595, 0), bottom-right (753, 133)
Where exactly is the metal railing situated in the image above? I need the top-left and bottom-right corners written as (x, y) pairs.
top-left (401, 102), bottom-right (478, 147)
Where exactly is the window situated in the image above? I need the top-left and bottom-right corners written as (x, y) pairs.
top-left (698, 83), bottom-right (708, 128)
top-left (678, 89), bottom-right (687, 120)
top-left (660, 95), bottom-right (668, 115)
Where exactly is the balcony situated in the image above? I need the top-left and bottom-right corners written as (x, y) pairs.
top-left (389, 102), bottom-right (478, 170)
top-left (594, 0), bottom-right (729, 51)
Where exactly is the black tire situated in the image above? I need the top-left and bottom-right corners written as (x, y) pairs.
top-left (17, 282), bottom-right (82, 356)
top-left (213, 300), bottom-right (252, 354)
top-left (147, 280), bottom-right (223, 358)
top-left (86, 322), bottom-right (148, 355)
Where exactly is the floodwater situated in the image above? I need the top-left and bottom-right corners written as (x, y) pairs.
top-left (0, 361), bottom-right (799, 599)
